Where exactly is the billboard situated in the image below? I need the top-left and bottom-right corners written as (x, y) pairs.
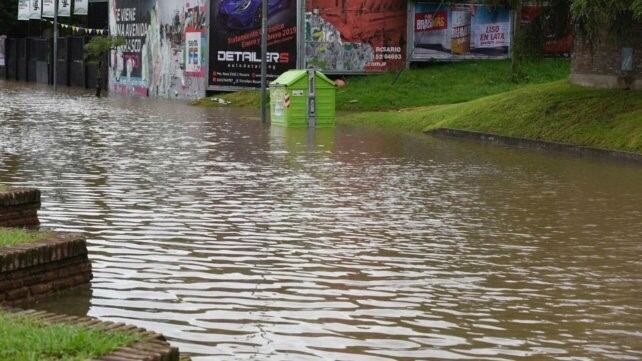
top-left (208, 0), bottom-right (298, 89)
top-left (305, 0), bottom-right (406, 73)
top-left (412, 2), bottom-right (512, 61)
top-left (109, 0), bottom-right (209, 98)
top-left (110, 0), bottom-right (152, 96)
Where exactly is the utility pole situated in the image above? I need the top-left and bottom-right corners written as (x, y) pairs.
top-left (53, 0), bottom-right (58, 92)
top-left (260, 0), bottom-right (268, 124)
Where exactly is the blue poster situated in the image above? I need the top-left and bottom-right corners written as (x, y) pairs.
top-left (413, 2), bottom-right (512, 61)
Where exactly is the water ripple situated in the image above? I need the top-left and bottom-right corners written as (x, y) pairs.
top-left (1, 81), bottom-right (641, 360)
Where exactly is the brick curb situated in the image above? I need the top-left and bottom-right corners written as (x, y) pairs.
top-left (428, 128), bottom-right (642, 164)
top-left (0, 187), bottom-right (41, 227)
top-left (0, 306), bottom-right (185, 361)
top-left (0, 233), bottom-right (93, 306)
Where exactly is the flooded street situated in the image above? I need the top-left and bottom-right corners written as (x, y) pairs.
top-left (1, 81), bottom-right (641, 360)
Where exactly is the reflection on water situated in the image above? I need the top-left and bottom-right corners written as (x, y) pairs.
top-left (1, 81), bottom-right (641, 360)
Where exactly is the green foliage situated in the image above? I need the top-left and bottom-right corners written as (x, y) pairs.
top-left (0, 312), bottom-right (141, 361)
top-left (0, 1), bottom-right (19, 36)
top-left (0, 227), bottom-right (52, 247)
top-left (340, 81), bottom-right (642, 153)
top-left (84, 36), bottom-right (126, 62)
top-left (516, 0), bottom-right (572, 59)
top-left (337, 59), bottom-right (568, 111)
top-left (571, 0), bottom-right (642, 44)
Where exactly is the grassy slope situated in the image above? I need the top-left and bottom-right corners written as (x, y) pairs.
top-left (193, 59), bottom-right (570, 111)
top-left (192, 59), bottom-right (642, 153)
top-left (335, 59), bottom-right (570, 111)
top-left (340, 81), bottom-right (642, 153)
top-left (0, 313), bottom-right (141, 361)
top-left (0, 227), bottom-right (51, 247)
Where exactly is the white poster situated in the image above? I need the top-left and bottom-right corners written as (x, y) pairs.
top-left (472, 23), bottom-right (511, 49)
top-left (74, 0), bottom-right (88, 15)
top-left (185, 32), bottom-right (202, 73)
top-left (59, 0), bottom-right (71, 17)
top-left (29, 0), bottom-right (42, 20)
top-left (0, 36), bottom-right (5, 67)
top-left (18, 0), bottom-right (31, 20)
top-left (42, 0), bottom-right (54, 18)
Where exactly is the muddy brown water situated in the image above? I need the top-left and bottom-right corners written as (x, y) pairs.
top-left (1, 81), bottom-right (641, 360)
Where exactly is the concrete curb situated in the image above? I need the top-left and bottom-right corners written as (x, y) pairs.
top-left (0, 187), bottom-right (41, 227)
top-left (428, 128), bottom-right (642, 164)
top-left (0, 306), bottom-right (186, 361)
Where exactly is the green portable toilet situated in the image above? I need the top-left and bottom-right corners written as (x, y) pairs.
top-left (270, 69), bottom-right (336, 128)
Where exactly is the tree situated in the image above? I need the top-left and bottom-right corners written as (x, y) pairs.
top-left (0, 1), bottom-right (19, 36)
top-left (571, 0), bottom-right (642, 45)
top-left (84, 36), bottom-right (125, 97)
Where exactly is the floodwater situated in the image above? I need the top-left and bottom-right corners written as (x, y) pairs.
top-left (1, 80), bottom-right (641, 360)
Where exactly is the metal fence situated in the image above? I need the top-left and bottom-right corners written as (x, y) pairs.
top-left (3, 36), bottom-right (107, 91)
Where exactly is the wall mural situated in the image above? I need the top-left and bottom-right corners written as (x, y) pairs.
top-left (109, 0), bottom-right (208, 98)
top-left (305, 0), bottom-right (406, 73)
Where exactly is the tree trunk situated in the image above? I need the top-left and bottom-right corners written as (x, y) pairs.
top-left (511, 1), bottom-right (522, 78)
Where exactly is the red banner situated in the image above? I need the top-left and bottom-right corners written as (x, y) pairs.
top-left (415, 11), bottom-right (447, 32)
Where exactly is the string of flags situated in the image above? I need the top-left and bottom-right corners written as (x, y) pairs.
top-left (43, 19), bottom-right (109, 35)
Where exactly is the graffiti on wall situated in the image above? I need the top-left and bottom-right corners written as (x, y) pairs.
top-left (109, 0), bottom-right (207, 98)
top-left (305, 0), bottom-right (406, 73)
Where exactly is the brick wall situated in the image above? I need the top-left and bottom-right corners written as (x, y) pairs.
top-left (0, 234), bottom-right (92, 306)
top-left (0, 188), bottom-right (41, 227)
top-left (1, 307), bottom-right (184, 361)
top-left (570, 27), bottom-right (642, 90)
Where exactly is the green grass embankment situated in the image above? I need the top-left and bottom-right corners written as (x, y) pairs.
top-left (341, 81), bottom-right (642, 153)
top-left (0, 313), bottom-right (141, 361)
top-left (193, 59), bottom-right (642, 153)
top-left (0, 227), bottom-right (51, 247)
top-left (193, 59), bottom-right (570, 110)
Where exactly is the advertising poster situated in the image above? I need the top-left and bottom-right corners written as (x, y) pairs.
top-left (74, 0), bottom-right (89, 15)
top-left (0, 36), bottom-right (5, 67)
top-left (59, 0), bottom-right (71, 17)
top-left (30, 0), bottom-right (42, 20)
top-left (110, 0), bottom-right (208, 98)
top-left (412, 2), bottom-right (512, 61)
top-left (305, 0), bottom-right (406, 73)
top-left (110, 0), bottom-right (153, 96)
top-left (42, 0), bottom-right (54, 18)
top-left (185, 31), bottom-right (203, 74)
top-left (184, 0), bottom-right (207, 77)
top-left (209, 0), bottom-right (298, 89)
top-left (18, 0), bottom-right (31, 20)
